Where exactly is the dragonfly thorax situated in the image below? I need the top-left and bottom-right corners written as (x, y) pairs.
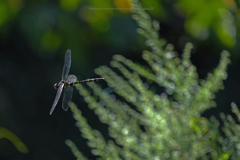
top-left (54, 83), bottom-right (59, 90)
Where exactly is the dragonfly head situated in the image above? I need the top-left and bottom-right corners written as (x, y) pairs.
top-left (54, 83), bottom-right (59, 90)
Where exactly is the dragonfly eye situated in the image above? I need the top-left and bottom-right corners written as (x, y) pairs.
top-left (54, 83), bottom-right (58, 90)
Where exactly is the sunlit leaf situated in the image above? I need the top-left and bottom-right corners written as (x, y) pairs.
top-left (113, 0), bottom-right (132, 13)
top-left (215, 21), bottom-right (235, 47)
top-left (220, 152), bottom-right (230, 160)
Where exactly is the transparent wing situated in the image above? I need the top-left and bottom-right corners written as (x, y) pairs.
top-left (50, 83), bottom-right (64, 115)
top-left (67, 74), bottom-right (77, 82)
top-left (62, 49), bottom-right (71, 81)
top-left (62, 85), bottom-right (73, 111)
top-left (62, 74), bottom-right (77, 111)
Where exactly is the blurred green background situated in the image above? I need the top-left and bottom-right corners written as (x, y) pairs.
top-left (0, 0), bottom-right (240, 159)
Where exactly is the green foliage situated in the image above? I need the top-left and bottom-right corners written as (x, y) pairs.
top-left (0, 127), bottom-right (28, 154)
top-left (66, 139), bottom-right (87, 160)
top-left (175, 0), bottom-right (236, 47)
top-left (65, 0), bottom-right (240, 159)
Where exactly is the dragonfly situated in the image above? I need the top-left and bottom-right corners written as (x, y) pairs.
top-left (50, 49), bottom-right (104, 115)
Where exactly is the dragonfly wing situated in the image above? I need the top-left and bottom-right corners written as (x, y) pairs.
top-left (50, 83), bottom-right (64, 115)
top-left (62, 85), bottom-right (73, 111)
top-left (67, 74), bottom-right (77, 82)
top-left (62, 49), bottom-right (71, 81)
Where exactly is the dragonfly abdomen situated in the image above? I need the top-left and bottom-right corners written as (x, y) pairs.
top-left (67, 78), bottom-right (105, 86)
